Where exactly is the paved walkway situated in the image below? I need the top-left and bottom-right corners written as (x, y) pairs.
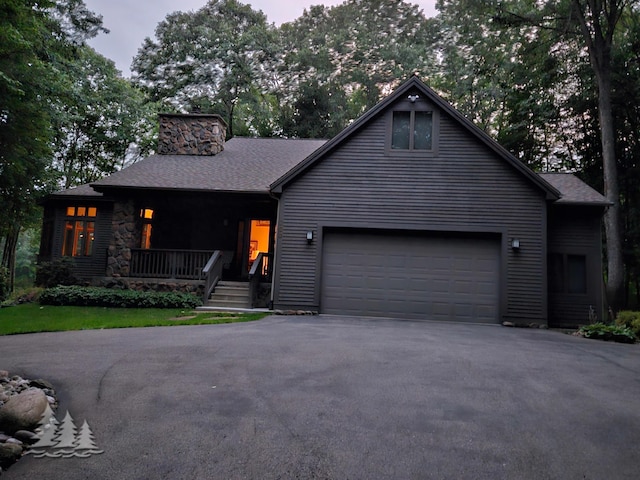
top-left (1, 315), bottom-right (639, 479)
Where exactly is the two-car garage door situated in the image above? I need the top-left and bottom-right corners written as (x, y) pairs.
top-left (320, 231), bottom-right (501, 323)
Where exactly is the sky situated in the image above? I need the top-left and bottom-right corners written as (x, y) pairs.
top-left (83, 0), bottom-right (438, 77)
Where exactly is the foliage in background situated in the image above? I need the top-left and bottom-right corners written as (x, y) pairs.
top-left (276, 0), bottom-right (437, 137)
top-left (39, 286), bottom-right (202, 309)
top-left (14, 228), bottom-right (40, 289)
top-left (0, 267), bottom-right (10, 302)
top-left (51, 46), bottom-right (156, 189)
top-left (132, 0), bottom-right (277, 137)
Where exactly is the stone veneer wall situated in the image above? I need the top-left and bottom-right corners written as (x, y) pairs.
top-left (106, 199), bottom-right (137, 277)
top-left (158, 114), bottom-right (227, 156)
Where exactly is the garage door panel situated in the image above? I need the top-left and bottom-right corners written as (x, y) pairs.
top-left (321, 232), bottom-right (500, 323)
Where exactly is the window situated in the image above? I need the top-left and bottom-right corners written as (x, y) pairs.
top-left (391, 110), bottom-right (433, 150)
top-left (62, 206), bottom-right (97, 257)
top-left (548, 253), bottom-right (587, 294)
top-left (140, 209), bottom-right (154, 249)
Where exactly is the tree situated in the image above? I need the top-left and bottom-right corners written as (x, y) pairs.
top-left (436, 0), bottom-right (639, 310)
top-left (0, 0), bottom-right (113, 291)
top-left (278, 0), bottom-right (437, 137)
top-left (0, 0), bottom-right (62, 290)
top-left (132, 0), bottom-right (278, 137)
top-left (51, 46), bottom-right (155, 189)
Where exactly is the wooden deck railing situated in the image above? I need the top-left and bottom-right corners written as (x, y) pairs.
top-left (248, 252), bottom-right (273, 308)
top-left (202, 251), bottom-right (224, 302)
top-left (130, 249), bottom-right (214, 280)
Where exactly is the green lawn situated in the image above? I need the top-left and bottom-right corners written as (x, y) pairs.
top-left (0, 303), bottom-right (268, 335)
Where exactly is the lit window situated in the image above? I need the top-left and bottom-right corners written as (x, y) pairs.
top-left (392, 110), bottom-right (433, 150)
top-left (62, 206), bottom-right (97, 256)
top-left (140, 209), bottom-right (154, 249)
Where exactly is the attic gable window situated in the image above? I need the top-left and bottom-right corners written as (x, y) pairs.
top-left (392, 111), bottom-right (433, 150)
top-left (62, 206), bottom-right (97, 257)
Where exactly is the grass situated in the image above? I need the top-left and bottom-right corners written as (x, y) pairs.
top-left (0, 303), bottom-right (268, 335)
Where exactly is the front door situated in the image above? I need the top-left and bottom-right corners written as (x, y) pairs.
top-left (247, 219), bottom-right (271, 274)
top-left (233, 219), bottom-right (272, 280)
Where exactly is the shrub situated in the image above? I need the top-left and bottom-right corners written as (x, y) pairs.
top-left (39, 286), bottom-right (201, 309)
top-left (579, 322), bottom-right (637, 344)
top-left (35, 258), bottom-right (79, 288)
top-left (616, 311), bottom-right (640, 338)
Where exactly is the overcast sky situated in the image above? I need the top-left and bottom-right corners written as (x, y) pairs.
top-left (83, 0), bottom-right (438, 77)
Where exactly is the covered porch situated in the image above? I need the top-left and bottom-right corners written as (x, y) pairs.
top-left (106, 190), bottom-right (277, 307)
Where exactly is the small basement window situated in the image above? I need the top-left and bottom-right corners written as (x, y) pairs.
top-left (391, 110), bottom-right (433, 151)
top-left (62, 206), bottom-right (97, 257)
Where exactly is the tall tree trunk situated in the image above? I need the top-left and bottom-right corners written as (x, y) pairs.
top-left (598, 73), bottom-right (624, 311)
top-left (1, 224), bottom-right (21, 293)
top-left (572, 0), bottom-right (626, 312)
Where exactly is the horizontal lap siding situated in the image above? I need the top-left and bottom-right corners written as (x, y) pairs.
top-left (548, 206), bottom-right (604, 327)
top-left (275, 111), bottom-right (547, 321)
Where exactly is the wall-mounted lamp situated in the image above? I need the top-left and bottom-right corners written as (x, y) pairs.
top-left (511, 238), bottom-right (521, 250)
top-left (408, 94), bottom-right (420, 103)
top-left (306, 231), bottom-right (314, 244)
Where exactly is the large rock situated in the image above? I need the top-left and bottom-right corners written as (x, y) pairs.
top-left (0, 443), bottom-right (23, 468)
top-left (0, 388), bottom-right (47, 434)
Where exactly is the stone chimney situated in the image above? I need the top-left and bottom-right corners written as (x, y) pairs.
top-left (158, 113), bottom-right (227, 155)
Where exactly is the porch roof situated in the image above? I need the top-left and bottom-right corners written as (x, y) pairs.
top-left (90, 137), bottom-right (327, 194)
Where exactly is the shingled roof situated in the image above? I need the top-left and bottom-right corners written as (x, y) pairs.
top-left (539, 173), bottom-right (610, 206)
top-left (50, 183), bottom-right (103, 198)
top-left (90, 137), bottom-right (327, 194)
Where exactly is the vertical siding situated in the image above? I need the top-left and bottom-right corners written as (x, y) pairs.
top-left (547, 205), bottom-right (604, 327)
top-left (274, 106), bottom-right (548, 323)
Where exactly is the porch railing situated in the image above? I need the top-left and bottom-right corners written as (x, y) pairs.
top-left (130, 249), bottom-right (214, 280)
top-left (202, 250), bottom-right (224, 302)
top-left (248, 252), bottom-right (273, 308)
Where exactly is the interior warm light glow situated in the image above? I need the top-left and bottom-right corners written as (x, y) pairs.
top-left (141, 208), bottom-right (154, 219)
top-left (249, 220), bottom-right (270, 261)
top-left (62, 206), bottom-right (98, 256)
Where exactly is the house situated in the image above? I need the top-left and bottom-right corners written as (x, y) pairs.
top-left (39, 77), bottom-right (609, 327)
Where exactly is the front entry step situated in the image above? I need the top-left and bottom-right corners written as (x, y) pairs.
top-left (206, 281), bottom-right (250, 309)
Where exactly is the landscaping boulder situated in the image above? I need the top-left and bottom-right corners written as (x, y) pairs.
top-left (0, 388), bottom-right (48, 434)
top-left (0, 442), bottom-right (23, 469)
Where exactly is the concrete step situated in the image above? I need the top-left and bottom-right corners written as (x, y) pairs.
top-left (208, 281), bottom-right (249, 308)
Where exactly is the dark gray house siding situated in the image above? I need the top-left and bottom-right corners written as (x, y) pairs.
top-left (547, 205), bottom-right (604, 327)
top-left (273, 91), bottom-right (552, 324)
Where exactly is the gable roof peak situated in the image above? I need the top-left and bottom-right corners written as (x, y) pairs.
top-left (271, 76), bottom-right (560, 200)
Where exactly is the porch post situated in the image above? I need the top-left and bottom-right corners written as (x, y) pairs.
top-left (106, 200), bottom-right (138, 277)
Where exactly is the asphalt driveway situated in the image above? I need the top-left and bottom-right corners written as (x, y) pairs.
top-left (1, 315), bottom-right (639, 479)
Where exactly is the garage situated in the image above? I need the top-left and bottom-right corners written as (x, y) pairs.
top-left (320, 231), bottom-right (501, 323)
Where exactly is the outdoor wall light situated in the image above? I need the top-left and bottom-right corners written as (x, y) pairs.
top-left (511, 238), bottom-right (521, 250)
top-left (306, 231), bottom-right (314, 244)
top-left (408, 94), bottom-right (420, 103)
